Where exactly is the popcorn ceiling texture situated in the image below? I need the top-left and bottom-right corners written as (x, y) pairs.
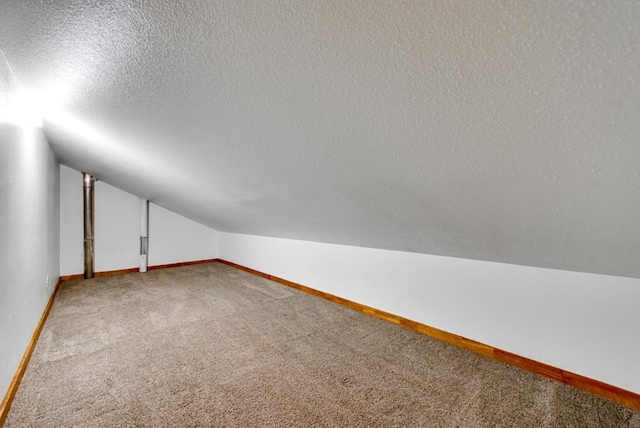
top-left (1, 0), bottom-right (639, 277)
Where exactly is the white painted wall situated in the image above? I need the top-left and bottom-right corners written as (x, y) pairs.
top-left (95, 177), bottom-right (140, 272)
top-left (148, 203), bottom-right (218, 266)
top-left (219, 232), bottom-right (640, 395)
top-left (0, 124), bottom-right (60, 401)
top-left (59, 165), bottom-right (218, 275)
top-left (59, 165), bottom-right (83, 275)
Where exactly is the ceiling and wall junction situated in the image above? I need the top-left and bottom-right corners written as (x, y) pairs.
top-left (1, 0), bottom-right (638, 278)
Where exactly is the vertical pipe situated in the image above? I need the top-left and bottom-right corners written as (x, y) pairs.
top-left (139, 198), bottom-right (148, 272)
top-left (83, 172), bottom-right (95, 279)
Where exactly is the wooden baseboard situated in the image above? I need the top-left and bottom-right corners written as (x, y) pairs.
top-left (60, 259), bottom-right (220, 281)
top-left (148, 259), bottom-right (219, 271)
top-left (216, 259), bottom-right (640, 411)
top-left (0, 278), bottom-right (62, 427)
top-left (2, 258), bottom-right (220, 426)
top-left (7, 258), bottom-right (638, 419)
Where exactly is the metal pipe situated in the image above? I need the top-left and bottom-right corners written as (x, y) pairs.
top-left (82, 172), bottom-right (95, 279)
top-left (139, 198), bottom-right (148, 272)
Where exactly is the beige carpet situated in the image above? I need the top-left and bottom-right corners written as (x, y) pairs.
top-left (5, 262), bottom-right (640, 427)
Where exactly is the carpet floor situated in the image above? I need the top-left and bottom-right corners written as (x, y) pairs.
top-left (5, 262), bottom-right (640, 427)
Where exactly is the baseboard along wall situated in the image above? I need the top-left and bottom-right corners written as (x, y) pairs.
top-left (0, 259), bottom-right (217, 425)
top-left (215, 259), bottom-right (640, 411)
top-left (3, 257), bottom-right (639, 426)
top-left (0, 278), bottom-right (62, 427)
top-left (59, 259), bottom-right (220, 281)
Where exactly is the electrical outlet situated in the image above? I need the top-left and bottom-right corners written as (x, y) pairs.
top-left (46, 275), bottom-right (49, 289)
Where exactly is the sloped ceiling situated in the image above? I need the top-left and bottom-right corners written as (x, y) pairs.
top-left (1, 1), bottom-right (639, 278)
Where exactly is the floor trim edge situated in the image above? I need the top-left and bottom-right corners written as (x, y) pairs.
top-left (2, 258), bottom-right (220, 426)
top-left (60, 258), bottom-right (220, 281)
top-left (216, 259), bottom-right (640, 411)
top-left (0, 277), bottom-right (63, 427)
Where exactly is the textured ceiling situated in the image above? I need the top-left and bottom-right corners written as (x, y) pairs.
top-left (1, 0), bottom-right (639, 278)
